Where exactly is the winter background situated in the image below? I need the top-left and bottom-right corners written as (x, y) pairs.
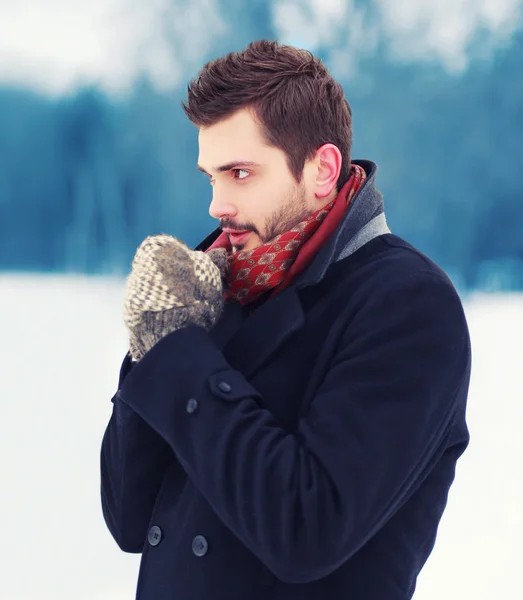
top-left (0, 0), bottom-right (522, 598)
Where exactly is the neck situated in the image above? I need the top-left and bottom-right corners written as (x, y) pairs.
top-left (317, 188), bottom-right (339, 211)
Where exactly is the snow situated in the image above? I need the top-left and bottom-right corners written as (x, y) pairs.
top-left (0, 274), bottom-right (520, 599)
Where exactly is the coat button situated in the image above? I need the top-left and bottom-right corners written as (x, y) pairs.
top-left (192, 535), bottom-right (209, 557)
top-left (186, 398), bottom-right (198, 414)
top-left (217, 381), bottom-right (232, 393)
top-left (148, 525), bottom-right (162, 547)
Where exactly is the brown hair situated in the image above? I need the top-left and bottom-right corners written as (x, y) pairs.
top-left (182, 40), bottom-right (353, 191)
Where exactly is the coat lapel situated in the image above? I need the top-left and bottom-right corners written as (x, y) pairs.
top-left (221, 287), bottom-right (305, 378)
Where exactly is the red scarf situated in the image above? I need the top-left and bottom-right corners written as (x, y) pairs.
top-left (207, 164), bottom-right (367, 306)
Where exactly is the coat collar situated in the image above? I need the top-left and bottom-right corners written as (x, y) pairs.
top-left (293, 159), bottom-right (385, 290)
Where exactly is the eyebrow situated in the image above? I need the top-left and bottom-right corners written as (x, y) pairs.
top-left (197, 161), bottom-right (261, 175)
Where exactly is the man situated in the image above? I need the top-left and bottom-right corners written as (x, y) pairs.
top-left (100, 40), bottom-right (471, 599)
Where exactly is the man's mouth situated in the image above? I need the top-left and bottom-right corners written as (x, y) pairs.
top-left (222, 228), bottom-right (252, 246)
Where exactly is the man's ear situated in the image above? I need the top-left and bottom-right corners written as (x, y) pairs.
top-left (314, 144), bottom-right (342, 199)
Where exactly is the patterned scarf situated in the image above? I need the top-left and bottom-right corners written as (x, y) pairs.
top-left (209, 164), bottom-right (366, 306)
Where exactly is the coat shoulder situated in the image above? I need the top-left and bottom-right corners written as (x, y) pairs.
top-left (317, 234), bottom-right (469, 337)
top-left (336, 233), bottom-right (460, 296)
top-left (380, 234), bottom-right (453, 278)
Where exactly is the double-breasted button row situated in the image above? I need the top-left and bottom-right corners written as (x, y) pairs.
top-left (148, 527), bottom-right (209, 558)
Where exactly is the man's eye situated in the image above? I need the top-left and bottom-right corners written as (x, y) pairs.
top-left (233, 169), bottom-right (250, 180)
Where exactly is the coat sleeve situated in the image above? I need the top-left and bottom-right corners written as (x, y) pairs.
top-left (117, 271), bottom-right (471, 581)
top-left (100, 353), bottom-right (178, 553)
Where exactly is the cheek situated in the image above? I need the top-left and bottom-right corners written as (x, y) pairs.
top-left (250, 177), bottom-right (286, 217)
top-left (237, 184), bottom-right (270, 225)
top-left (237, 172), bottom-right (293, 231)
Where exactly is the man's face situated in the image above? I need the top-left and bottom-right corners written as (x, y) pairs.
top-left (197, 108), bottom-right (319, 252)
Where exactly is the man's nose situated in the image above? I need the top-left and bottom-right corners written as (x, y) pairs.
top-left (208, 187), bottom-right (238, 220)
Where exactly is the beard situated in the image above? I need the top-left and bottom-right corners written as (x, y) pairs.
top-left (224, 181), bottom-right (312, 252)
top-left (261, 181), bottom-right (311, 244)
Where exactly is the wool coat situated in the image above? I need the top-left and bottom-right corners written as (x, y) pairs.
top-left (100, 160), bottom-right (471, 600)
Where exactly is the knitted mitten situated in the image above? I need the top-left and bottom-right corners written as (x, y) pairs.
top-left (124, 234), bottom-right (228, 361)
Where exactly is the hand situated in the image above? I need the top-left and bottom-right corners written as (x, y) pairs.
top-left (124, 234), bottom-right (228, 361)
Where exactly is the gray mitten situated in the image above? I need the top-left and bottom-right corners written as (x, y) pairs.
top-left (123, 234), bottom-right (228, 361)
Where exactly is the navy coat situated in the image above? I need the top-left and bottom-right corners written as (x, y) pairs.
top-left (100, 160), bottom-right (471, 599)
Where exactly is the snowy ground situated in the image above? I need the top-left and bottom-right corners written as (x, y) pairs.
top-left (0, 274), bottom-right (521, 599)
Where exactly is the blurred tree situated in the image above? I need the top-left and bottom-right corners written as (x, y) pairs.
top-left (58, 89), bottom-right (126, 272)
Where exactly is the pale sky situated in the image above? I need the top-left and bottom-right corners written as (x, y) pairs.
top-left (275, 0), bottom-right (523, 74)
top-left (0, 0), bottom-right (521, 96)
top-left (0, 0), bottom-right (226, 96)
